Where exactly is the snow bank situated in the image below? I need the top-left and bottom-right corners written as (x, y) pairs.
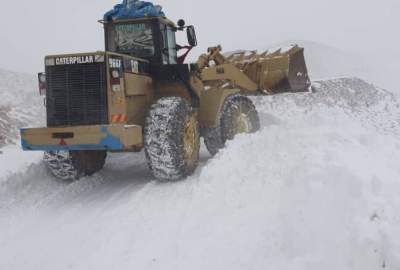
top-left (0, 78), bottom-right (399, 269)
top-left (197, 108), bottom-right (400, 269)
top-left (0, 145), bottom-right (42, 180)
top-left (0, 69), bottom-right (44, 147)
top-left (0, 69), bottom-right (38, 107)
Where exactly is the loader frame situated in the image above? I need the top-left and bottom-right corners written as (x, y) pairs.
top-left (21, 16), bottom-right (310, 153)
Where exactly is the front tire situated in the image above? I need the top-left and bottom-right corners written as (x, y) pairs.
top-left (43, 150), bottom-right (107, 182)
top-left (144, 97), bottom-right (200, 181)
top-left (204, 94), bottom-right (260, 156)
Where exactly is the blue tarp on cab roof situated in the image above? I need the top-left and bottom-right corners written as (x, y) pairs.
top-left (104, 0), bottom-right (165, 21)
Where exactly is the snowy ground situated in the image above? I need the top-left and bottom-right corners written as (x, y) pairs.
top-left (0, 78), bottom-right (399, 270)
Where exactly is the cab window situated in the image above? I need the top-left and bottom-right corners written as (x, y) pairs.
top-left (109, 22), bottom-right (155, 58)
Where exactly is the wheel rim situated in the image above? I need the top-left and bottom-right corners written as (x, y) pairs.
top-left (183, 114), bottom-right (198, 163)
top-left (235, 112), bottom-right (252, 134)
top-left (233, 101), bottom-right (253, 134)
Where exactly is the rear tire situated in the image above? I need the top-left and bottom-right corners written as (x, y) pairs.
top-left (204, 94), bottom-right (260, 156)
top-left (144, 97), bottom-right (200, 181)
top-left (43, 150), bottom-right (107, 182)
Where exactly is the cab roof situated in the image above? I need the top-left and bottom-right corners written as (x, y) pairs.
top-left (99, 16), bottom-right (176, 28)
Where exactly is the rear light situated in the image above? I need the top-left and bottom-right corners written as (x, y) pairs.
top-left (110, 69), bottom-right (121, 92)
top-left (111, 70), bottom-right (120, 79)
top-left (38, 72), bottom-right (46, 96)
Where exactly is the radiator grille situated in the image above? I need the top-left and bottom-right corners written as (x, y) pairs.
top-left (46, 63), bottom-right (108, 127)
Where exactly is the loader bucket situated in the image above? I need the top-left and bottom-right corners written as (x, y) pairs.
top-left (229, 45), bottom-right (310, 94)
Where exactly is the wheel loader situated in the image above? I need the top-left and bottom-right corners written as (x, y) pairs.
top-left (20, 11), bottom-right (310, 181)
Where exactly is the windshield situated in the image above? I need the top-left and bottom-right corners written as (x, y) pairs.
top-left (113, 23), bottom-right (155, 57)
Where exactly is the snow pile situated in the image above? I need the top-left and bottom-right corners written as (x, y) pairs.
top-left (0, 146), bottom-right (42, 180)
top-left (200, 107), bottom-right (400, 270)
top-left (254, 77), bottom-right (400, 136)
top-left (192, 78), bottom-right (400, 268)
top-left (0, 78), bottom-right (399, 269)
top-left (0, 69), bottom-right (44, 147)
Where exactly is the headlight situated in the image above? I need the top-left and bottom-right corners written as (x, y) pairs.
top-left (45, 58), bottom-right (55, 66)
top-left (111, 70), bottom-right (120, 79)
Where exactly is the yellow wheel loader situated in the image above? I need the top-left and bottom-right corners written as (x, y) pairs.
top-left (21, 14), bottom-right (310, 181)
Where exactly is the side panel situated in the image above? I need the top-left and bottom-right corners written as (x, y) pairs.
top-left (126, 96), bottom-right (149, 126)
top-left (106, 52), bottom-right (153, 126)
top-left (125, 73), bottom-right (153, 96)
top-left (124, 73), bottom-right (154, 126)
top-left (198, 88), bottom-right (240, 128)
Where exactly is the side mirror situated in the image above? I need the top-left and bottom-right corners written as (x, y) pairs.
top-left (187, 26), bottom-right (197, 47)
top-left (177, 19), bottom-right (186, 29)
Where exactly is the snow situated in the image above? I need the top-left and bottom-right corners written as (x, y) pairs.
top-left (0, 68), bottom-right (44, 147)
top-left (0, 145), bottom-right (42, 180)
top-left (0, 78), bottom-right (399, 269)
top-left (199, 112), bottom-right (400, 269)
top-left (279, 45), bottom-right (295, 54)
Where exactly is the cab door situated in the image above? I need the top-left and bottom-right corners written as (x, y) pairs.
top-left (161, 24), bottom-right (178, 65)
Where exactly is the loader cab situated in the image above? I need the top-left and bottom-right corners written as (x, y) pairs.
top-left (103, 17), bottom-right (197, 65)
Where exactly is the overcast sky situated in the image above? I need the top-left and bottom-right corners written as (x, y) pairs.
top-left (0, 0), bottom-right (399, 74)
